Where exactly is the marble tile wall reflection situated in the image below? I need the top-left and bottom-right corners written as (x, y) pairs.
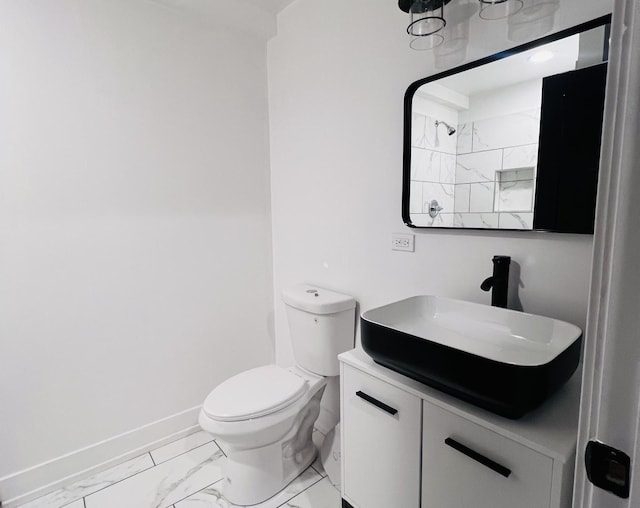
top-left (456, 123), bottom-right (472, 155)
top-left (412, 213), bottom-right (455, 227)
top-left (473, 109), bottom-right (541, 151)
top-left (495, 178), bottom-right (535, 212)
top-left (440, 154), bottom-right (456, 184)
top-left (498, 212), bottom-right (534, 229)
top-left (503, 144), bottom-right (538, 170)
top-left (450, 109), bottom-right (540, 229)
top-left (455, 150), bottom-right (502, 184)
top-left (411, 147), bottom-right (441, 182)
top-left (411, 108), bottom-right (541, 229)
top-left (412, 112), bottom-right (427, 149)
top-left (454, 213), bottom-right (499, 228)
top-left (412, 113), bottom-right (458, 154)
top-left (453, 184), bottom-right (470, 213)
top-left (410, 112), bottom-right (458, 219)
top-left (422, 182), bottom-right (455, 215)
top-left (469, 181), bottom-right (495, 213)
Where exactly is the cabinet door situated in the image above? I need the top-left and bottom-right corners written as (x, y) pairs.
top-left (422, 400), bottom-right (553, 508)
top-left (342, 365), bottom-right (421, 508)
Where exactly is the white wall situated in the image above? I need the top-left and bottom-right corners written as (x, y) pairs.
top-left (460, 79), bottom-right (543, 124)
top-left (268, 0), bottom-right (612, 391)
top-left (0, 0), bottom-right (274, 487)
top-left (413, 95), bottom-right (460, 125)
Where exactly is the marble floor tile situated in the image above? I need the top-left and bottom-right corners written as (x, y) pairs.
top-left (62, 501), bottom-right (84, 508)
top-left (151, 431), bottom-right (214, 465)
top-left (311, 430), bottom-right (327, 477)
top-left (213, 439), bottom-right (228, 457)
top-left (280, 477), bottom-right (341, 508)
top-left (174, 466), bottom-right (322, 508)
top-left (18, 454), bottom-right (154, 508)
top-left (84, 442), bottom-right (224, 508)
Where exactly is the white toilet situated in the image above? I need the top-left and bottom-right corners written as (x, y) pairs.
top-left (199, 283), bottom-right (355, 506)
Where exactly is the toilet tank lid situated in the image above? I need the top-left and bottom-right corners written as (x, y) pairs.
top-left (282, 284), bottom-right (356, 315)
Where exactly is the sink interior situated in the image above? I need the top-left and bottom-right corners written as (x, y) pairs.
top-left (360, 296), bottom-right (582, 418)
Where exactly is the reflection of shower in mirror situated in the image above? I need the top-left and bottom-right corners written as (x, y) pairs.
top-left (429, 199), bottom-right (444, 218)
top-left (435, 119), bottom-right (457, 135)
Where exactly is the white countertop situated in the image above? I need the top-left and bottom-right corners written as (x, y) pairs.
top-left (339, 348), bottom-right (580, 462)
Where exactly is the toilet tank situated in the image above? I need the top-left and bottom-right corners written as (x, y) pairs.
top-left (282, 284), bottom-right (356, 376)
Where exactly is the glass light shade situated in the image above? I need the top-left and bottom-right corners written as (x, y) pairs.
top-left (410, 33), bottom-right (445, 50)
top-left (408, 1), bottom-right (446, 36)
top-left (479, 0), bottom-right (524, 20)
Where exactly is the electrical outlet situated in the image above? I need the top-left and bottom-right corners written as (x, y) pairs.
top-left (392, 233), bottom-right (415, 252)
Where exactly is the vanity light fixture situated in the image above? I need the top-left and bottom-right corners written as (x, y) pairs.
top-left (410, 31), bottom-right (445, 50)
top-left (399, 0), bottom-right (524, 50)
top-left (399, 0), bottom-right (451, 50)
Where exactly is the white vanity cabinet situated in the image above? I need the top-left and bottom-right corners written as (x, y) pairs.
top-left (341, 362), bottom-right (422, 508)
top-left (340, 350), bottom-right (579, 508)
top-left (421, 400), bottom-right (555, 508)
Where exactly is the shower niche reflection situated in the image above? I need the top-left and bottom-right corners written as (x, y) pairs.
top-left (402, 16), bottom-right (610, 233)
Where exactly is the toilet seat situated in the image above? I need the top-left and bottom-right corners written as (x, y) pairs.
top-left (202, 365), bottom-right (308, 422)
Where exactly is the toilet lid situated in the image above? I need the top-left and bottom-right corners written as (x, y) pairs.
top-left (202, 365), bottom-right (308, 422)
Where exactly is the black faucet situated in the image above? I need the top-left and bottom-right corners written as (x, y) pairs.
top-left (481, 255), bottom-right (511, 308)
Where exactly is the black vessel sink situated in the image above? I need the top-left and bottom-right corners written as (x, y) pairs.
top-left (361, 296), bottom-right (582, 419)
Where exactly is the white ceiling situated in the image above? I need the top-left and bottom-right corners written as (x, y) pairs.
top-left (144, 0), bottom-right (286, 38)
top-left (243, 0), bottom-right (297, 14)
top-left (428, 34), bottom-right (581, 97)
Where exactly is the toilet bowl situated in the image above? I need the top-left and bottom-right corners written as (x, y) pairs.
top-left (199, 365), bottom-right (326, 505)
top-left (199, 284), bottom-right (356, 505)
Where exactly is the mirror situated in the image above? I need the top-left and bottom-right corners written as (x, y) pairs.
top-left (402, 16), bottom-right (610, 233)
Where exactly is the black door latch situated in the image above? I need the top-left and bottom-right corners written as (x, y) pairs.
top-left (585, 440), bottom-right (631, 498)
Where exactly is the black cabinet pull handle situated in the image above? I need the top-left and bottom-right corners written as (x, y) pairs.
top-left (355, 391), bottom-right (398, 416)
top-left (445, 438), bottom-right (512, 478)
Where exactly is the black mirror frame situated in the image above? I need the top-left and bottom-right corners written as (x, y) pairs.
top-left (402, 14), bottom-right (612, 232)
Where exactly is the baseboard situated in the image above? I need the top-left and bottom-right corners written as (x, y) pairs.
top-left (0, 406), bottom-right (201, 508)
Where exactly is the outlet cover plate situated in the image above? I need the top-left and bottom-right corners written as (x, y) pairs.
top-left (392, 233), bottom-right (415, 252)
